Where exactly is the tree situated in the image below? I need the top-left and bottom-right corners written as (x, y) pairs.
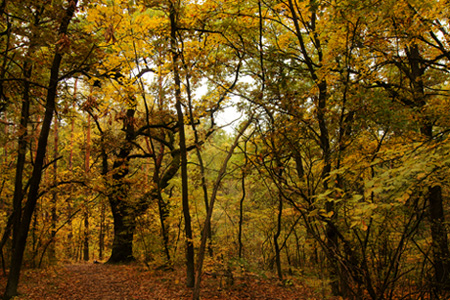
top-left (3, 1), bottom-right (81, 298)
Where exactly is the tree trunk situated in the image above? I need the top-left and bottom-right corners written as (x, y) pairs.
top-left (184, 68), bottom-right (213, 257)
top-left (83, 209), bottom-right (89, 261)
top-left (317, 79), bottom-right (340, 295)
top-left (49, 118), bottom-right (59, 263)
top-left (428, 185), bottom-right (450, 288)
top-left (274, 195), bottom-right (283, 281)
top-left (238, 172), bottom-right (246, 259)
top-left (169, 2), bottom-right (195, 287)
top-left (98, 202), bottom-right (106, 261)
top-left (98, 115), bottom-right (108, 262)
top-left (105, 108), bottom-right (137, 263)
top-left (66, 86), bottom-right (76, 258)
top-left (156, 192), bottom-right (171, 263)
top-left (107, 199), bottom-right (136, 263)
top-left (83, 114), bottom-right (91, 262)
top-left (6, 59), bottom-right (32, 274)
top-left (152, 143), bottom-right (182, 265)
top-left (9, 58), bottom-right (33, 260)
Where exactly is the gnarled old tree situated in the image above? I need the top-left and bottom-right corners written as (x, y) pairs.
top-left (106, 109), bottom-right (181, 263)
top-left (85, 0), bottom-right (245, 271)
top-left (82, 76), bottom-right (183, 264)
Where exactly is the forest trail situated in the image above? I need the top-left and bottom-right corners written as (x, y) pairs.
top-left (0, 263), bottom-right (334, 299)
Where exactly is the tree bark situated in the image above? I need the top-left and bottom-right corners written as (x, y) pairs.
top-left (106, 108), bottom-right (137, 263)
top-left (83, 209), bottom-right (89, 261)
top-left (156, 191), bottom-right (171, 263)
top-left (238, 171), bottom-right (246, 259)
top-left (8, 60), bottom-right (32, 268)
top-left (107, 199), bottom-right (136, 263)
top-left (274, 194), bottom-right (283, 281)
top-left (428, 185), bottom-right (450, 288)
top-left (98, 202), bottom-right (106, 261)
top-left (49, 118), bottom-right (59, 263)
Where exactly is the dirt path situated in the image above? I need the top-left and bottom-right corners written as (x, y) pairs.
top-left (0, 263), bottom-right (332, 299)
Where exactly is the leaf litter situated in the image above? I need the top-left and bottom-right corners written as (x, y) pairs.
top-left (0, 263), bottom-right (339, 299)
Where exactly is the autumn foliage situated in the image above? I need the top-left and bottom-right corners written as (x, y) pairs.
top-left (1, 0), bottom-right (450, 299)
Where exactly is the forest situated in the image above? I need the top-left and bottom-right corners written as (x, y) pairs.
top-left (1, 0), bottom-right (450, 299)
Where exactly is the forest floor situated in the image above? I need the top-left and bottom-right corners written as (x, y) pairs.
top-left (0, 262), bottom-right (340, 299)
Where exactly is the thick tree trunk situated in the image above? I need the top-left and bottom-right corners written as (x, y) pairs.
top-left (105, 108), bottom-right (137, 263)
top-left (7, 60), bottom-right (32, 273)
top-left (317, 80), bottom-right (341, 295)
top-left (156, 192), bottom-right (171, 263)
top-left (421, 121), bottom-right (450, 291)
top-left (107, 198), bottom-right (136, 263)
top-left (428, 185), bottom-right (450, 288)
top-left (421, 123), bottom-right (450, 289)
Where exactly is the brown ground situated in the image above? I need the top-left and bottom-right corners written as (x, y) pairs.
top-left (0, 263), bottom-right (336, 299)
